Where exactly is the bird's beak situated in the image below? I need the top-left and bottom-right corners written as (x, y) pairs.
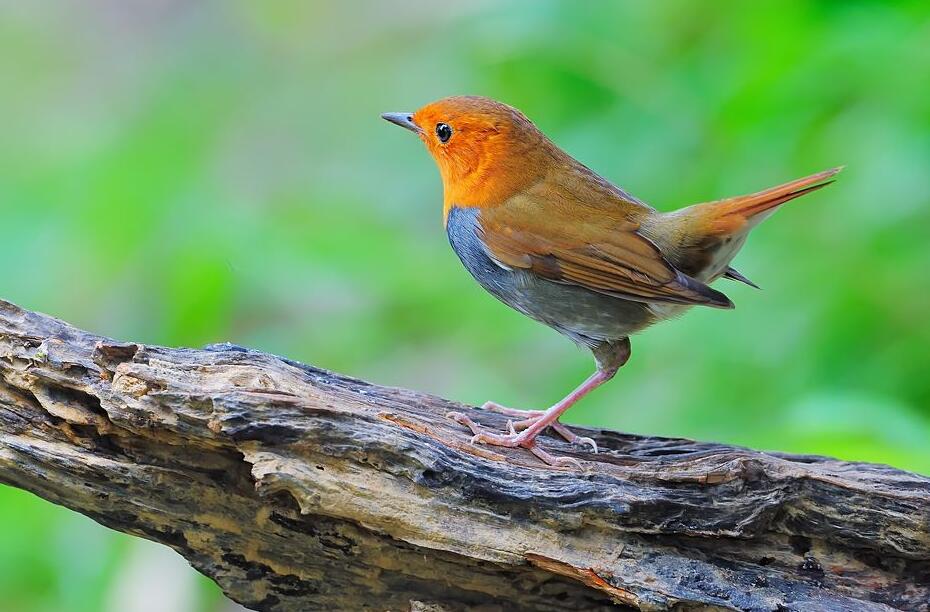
top-left (381, 112), bottom-right (422, 134)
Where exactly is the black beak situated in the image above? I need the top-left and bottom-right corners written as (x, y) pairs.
top-left (381, 112), bottom-right (422, 134)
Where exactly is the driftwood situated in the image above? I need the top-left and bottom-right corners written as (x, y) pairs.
top-left (0, 298), bottom-right (928, 611)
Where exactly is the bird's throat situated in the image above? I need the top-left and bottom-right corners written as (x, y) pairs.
top-left (440, 154), bottom-right (544, 225)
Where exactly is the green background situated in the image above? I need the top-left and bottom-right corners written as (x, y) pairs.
top-left (1, 2), bottom-right (928, 610)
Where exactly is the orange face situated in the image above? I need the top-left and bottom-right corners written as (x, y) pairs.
top-left (383, 96), bottom-right (548, 219)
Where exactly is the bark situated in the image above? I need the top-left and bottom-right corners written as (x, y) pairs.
top-left (0, 298), bottom-right (927, 611)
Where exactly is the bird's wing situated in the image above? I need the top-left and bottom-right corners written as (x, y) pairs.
top-left (477, 196), bottom-right (733, 308)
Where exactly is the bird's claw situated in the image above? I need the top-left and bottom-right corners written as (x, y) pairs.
top-left (528, 444), bottom-right (584, 468)
top-left (573, 435), bottom-right (599, 454)
top-left (470, 429), bottom-right (582, 468)
top-left (550, 422), bottom-right (598, 453)
top-left (446, 407), bottom-right (595, 467)
top-left (449, 412), bottom-right (524, 448)
top-left (479, 403), bottom-right (598, 452)
top-left (446, 412), bottom-right (586, 468)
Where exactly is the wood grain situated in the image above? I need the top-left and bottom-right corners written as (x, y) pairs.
top-left (0, 299), bottom-right (927, 611)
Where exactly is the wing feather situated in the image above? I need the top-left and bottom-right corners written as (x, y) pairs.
top-left (477, 196), bottom-right (732, 309)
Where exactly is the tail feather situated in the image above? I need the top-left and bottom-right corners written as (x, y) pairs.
top-left (723, 266), bottom-right (760, 289)
top-left (700, 166), bottom-right (842, 235)
top-left (655, 166), bottom-right (842, 285)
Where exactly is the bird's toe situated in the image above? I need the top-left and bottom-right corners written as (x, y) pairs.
top-left (528, 444), bottom-right (585, 468)
top-left (480, 401), bottom-right (543, 419)
top-left (469, 431), bottom-right (522, 448)
top-left (446, 411), bottom-right (485, 436)
top-left (550, 422), bottom-right (598, 454)
top-left (573, 435), bottom-right (598, 454)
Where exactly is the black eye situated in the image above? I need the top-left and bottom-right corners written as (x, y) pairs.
top-left (435, 122), bottom-right (452, 143)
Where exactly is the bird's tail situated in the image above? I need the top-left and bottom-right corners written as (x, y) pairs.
top-left (686, 166), bottom-right (843, 236)
top-left (655, 167), bottom-right (842, 285)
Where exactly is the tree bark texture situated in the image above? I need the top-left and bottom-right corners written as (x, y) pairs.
top-left (0, 299), bottom-right (928, 611)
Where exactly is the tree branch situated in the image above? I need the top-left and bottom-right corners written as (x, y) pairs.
top-left (0, 299), bottom-right (927, 611)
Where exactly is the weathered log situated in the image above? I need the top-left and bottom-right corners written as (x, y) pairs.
top-left (0, 298), bottom-right (927, 611)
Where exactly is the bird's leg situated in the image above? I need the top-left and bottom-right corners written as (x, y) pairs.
top-left (477, 339), bottom-right (633, 452)
top-left (510, 418), bottom-right (598, 452)
top-left (479, 402), bottom-right (596, 446)
top-left (447, 339), bottom-right (630, 466)
top-left (449, 369), bottom-right (614, 465)
top-left (480, 402), bottom-right (597, 450)
top-left (469, 402), bottom-right (595, 449)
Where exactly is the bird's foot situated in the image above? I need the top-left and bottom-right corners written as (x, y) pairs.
top-left (446, 411), bottom-right (585, 468)
top-left (480, 400), bottom-right (544, 418)
top-left (479, 401), bottom-right (598, 453)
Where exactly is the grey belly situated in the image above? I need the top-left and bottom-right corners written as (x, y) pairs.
top-left (446, 207), bottom-right (654, 347)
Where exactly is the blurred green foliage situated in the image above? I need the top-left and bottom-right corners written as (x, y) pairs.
top-left (1, 1), bottom-right (928, 610)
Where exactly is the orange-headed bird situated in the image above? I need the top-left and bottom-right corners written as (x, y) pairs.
top-left (383, 96), bottom-right (839, 466)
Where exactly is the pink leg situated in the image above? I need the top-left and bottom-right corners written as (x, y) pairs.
top-left (509, 417), bottom-right (597, 452)
top-left (506, 370), bottom-right (609, 441)
top-left (447, 339), bottom-right (631, 466)
top-left (481, 402), bottom-right (596, 450)
top-left (447, 369), bottom-right (613, 466)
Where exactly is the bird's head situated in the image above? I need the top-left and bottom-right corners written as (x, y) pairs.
top-left (382, 96), bottom-right (549, 219)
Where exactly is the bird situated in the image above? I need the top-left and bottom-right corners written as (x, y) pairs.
top-left (382, 96), bottom-right (839, 466)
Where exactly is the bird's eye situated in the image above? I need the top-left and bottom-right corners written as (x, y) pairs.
top-left (435, 122), bottom-right (452, 143)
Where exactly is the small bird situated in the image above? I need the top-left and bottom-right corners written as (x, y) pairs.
top-left (382, 96), bottom-right (839, 466)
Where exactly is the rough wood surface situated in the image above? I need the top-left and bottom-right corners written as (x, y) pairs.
top-left (0, 299), bottom-right (928, 611)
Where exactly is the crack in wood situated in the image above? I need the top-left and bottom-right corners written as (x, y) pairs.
top-left (0, 298), bottom-right (928, 611)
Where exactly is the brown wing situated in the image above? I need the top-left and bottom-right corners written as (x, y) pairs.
top-left (477, 195), bottom-right (733, 308)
